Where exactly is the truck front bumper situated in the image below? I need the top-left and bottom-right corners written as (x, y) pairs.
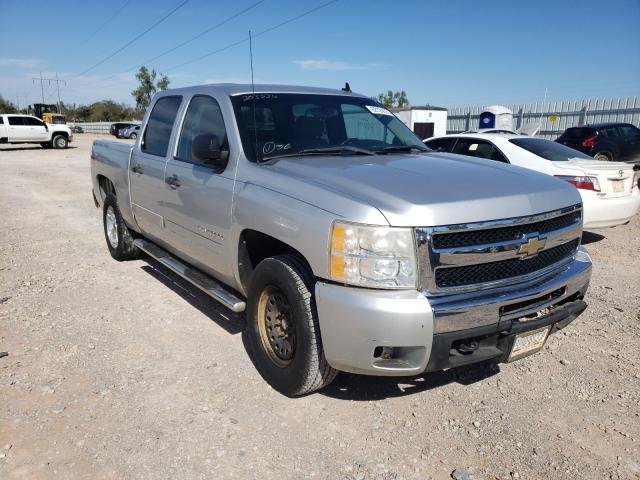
top-left (315, 247), bottom-right (592, 376)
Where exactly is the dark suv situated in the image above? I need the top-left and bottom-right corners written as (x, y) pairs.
top-left (109, 122), bottom-right (136, 138)
top-left (555, 123), bottom-right (640, 163)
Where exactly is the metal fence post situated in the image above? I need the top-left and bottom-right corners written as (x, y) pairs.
top-left (578, 106), bottom-right (587, 126)
top-left (465, 112), bottom-right (471, 131)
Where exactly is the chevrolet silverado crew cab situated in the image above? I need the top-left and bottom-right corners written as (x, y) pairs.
top-left (0, 114), bottom-right (73, 148)
top-left (90, 84), bottom-right (592, 396)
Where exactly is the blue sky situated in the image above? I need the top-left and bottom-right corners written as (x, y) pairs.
top-left (1, 0), bottom-right (639, 108)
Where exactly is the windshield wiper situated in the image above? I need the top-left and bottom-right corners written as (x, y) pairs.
top-left (260, 146), bottom-right (377, 164)
top-left (376, 145), bottom-right (430, 154)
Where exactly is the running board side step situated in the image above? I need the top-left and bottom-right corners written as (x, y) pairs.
top-left (133, 238), bottom-right (246, 313)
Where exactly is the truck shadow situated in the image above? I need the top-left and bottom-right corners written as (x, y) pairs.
top-left (0, 146), bottom-right (78, 151)
top-left (581, 231), bottom-right (606, 245)
top-left (140, 260), bottom-right (244, 335)
top-left (319, 363), bottom-right (500, 400)
top-left (139, 258), bottom-right (500, 400)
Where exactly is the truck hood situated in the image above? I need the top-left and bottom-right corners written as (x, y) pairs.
top-left (264, 152), bottom-right (582, 227)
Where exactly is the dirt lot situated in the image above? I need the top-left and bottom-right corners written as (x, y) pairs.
top-left (1, 134), bottom-right (639, 480)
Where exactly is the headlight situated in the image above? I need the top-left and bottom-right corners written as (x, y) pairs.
top-left (329, 221), bottom-right (417, 289)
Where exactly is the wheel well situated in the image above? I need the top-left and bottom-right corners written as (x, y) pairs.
top-left (52, 131), bottom-right (69, 139)
top-left (97, 175), bottom-right (116, 201)
top-left (238, 230), bottom-right (311, 291)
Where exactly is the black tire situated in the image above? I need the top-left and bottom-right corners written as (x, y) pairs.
top-left (246, 255), bottom-right (337, 396)
top-left (40, 142), bottom-right (53, 149)
top-left (52, 134), bottom-right (68, 149)
top-left (593, 151), bottom-right (613, 161)
top-left (102, 194), bottom-right (141, 261)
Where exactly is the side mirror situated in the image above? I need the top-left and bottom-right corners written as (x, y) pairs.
top-left (192, 134), bottom-right (228, 168)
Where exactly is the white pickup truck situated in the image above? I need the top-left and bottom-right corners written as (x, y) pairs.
top-left (0, 114), bottom-right (73, 148)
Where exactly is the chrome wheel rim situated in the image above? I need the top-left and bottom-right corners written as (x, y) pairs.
top-left (105, 206), bottom-right (118, 248)
top-left (257, 285), bottom-right (296, 367)
top-left (594, 154), bottom-right (609, 161)
top-left (55, 137), bottom-right (66, 148)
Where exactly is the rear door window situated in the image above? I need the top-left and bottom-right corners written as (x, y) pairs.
top-left (142, 96), bottom-right (182, 157)
top-left (600, 127), bottom-right (621, 137)
top-left (620, 125), bottom-right (640, 137)
top-left (425, 137), bottom-right (457, 152)
top-left (8, 116), bottom-right (25, 126)
top-left (452, 138), bottom-right (509, 163)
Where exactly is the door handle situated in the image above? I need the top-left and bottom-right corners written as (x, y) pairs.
top-left (131, 164), bottom-right (144, 174)
top-left (165, 174), bottom-right (181, 188)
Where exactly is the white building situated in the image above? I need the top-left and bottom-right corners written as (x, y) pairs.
top-left (392, 106), bottom-right (448, 139)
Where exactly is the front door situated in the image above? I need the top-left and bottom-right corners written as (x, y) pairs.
top-left (24, 116), bottom-right (50, 141)
top-left (129, 95), bottom-right (183, 242)
top-left (161, 94), bottom-right (235, 282)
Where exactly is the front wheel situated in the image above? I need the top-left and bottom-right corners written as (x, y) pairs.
top-left (246, 255), bottom-right (337, 396)
top-left (52, 134), bottom-right (68, 149)
top-left (130, 132), bottom-right (137, 139)
top-left (103, 194), bottom-right (141, 261)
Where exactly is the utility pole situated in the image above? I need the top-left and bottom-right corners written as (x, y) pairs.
top-left (32, 72), bottom-right (67, 112)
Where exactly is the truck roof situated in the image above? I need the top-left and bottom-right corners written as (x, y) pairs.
top-left (158, 83), bottom-right (368, 98)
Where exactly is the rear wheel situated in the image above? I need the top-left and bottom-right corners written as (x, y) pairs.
top-left (593, 151), bottom-right (613, 161)
top-left (103, 194), bottom-right (141, 261)
top-left (246, 255), bottom-right (337, 396)
top-left (52, 134), bottom-right (68, 149)
top-left (130, 132), bottom-right (137, 140)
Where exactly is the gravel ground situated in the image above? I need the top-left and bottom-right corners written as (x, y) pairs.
top-left (1, 135), bottom-right (639, 480)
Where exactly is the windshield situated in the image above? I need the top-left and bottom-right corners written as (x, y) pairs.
top-left (510, 137), bottom-right (593, 161)
top-left (51, 116), bottom-right (66, 124)
top-left (230, 93), bottom-right (427, 162)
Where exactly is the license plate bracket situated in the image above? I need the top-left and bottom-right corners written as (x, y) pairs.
top-left (611, 180), bottom-right (624, 193)
top-left (508, 326), bottom-right (550, 362)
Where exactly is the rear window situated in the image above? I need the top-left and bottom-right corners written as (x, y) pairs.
top-left (510, 138), bottom-right (593, 161)
top-left (560, 127), bottom-right (596, 140)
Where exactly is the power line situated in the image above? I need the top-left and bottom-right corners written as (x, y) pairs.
top-left (73, 0), bottom-right (192, 78)
top-left (70, 0), bottom-right (267, 89)
top-left (84, 0), bottom-right (134, 42)
top-left (164, 0), bottom-right (340, 72)
top-left (140, 0), bottom-right (266, 66)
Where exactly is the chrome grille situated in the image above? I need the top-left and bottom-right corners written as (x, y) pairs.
top-left (435, 239), bottom-right (580, 288)
top-left (432, 210), bottom-right (581, 249)
top-left (416, 204), bottom-right (583, 294)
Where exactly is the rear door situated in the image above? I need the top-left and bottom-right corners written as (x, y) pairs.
top-left (6, 116), bottom-right (31, 142)
top-left (129, 95), bottom-right (183, 242)
top-left (160, 94), bottom-right (235, 281)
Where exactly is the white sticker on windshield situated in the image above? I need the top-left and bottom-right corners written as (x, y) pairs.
top-left (366, 105), bottom-right (393, 116)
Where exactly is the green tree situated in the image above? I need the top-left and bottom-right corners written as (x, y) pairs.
top-left (376, 90), bottom-right (409, 109)
top-left (131, 66), bottom-right (170, 111)
top-left (0, 95), bottom-right (19, 113)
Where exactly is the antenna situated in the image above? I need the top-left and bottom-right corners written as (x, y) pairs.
top-left (249, 30), bottom-right (260, 163)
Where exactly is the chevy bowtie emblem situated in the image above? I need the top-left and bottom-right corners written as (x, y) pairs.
top-left (518, 236), bottom-right (546, 258)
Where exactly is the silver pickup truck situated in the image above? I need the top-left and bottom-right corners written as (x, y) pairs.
top-left (91, 84), bottom-right (592, 396)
